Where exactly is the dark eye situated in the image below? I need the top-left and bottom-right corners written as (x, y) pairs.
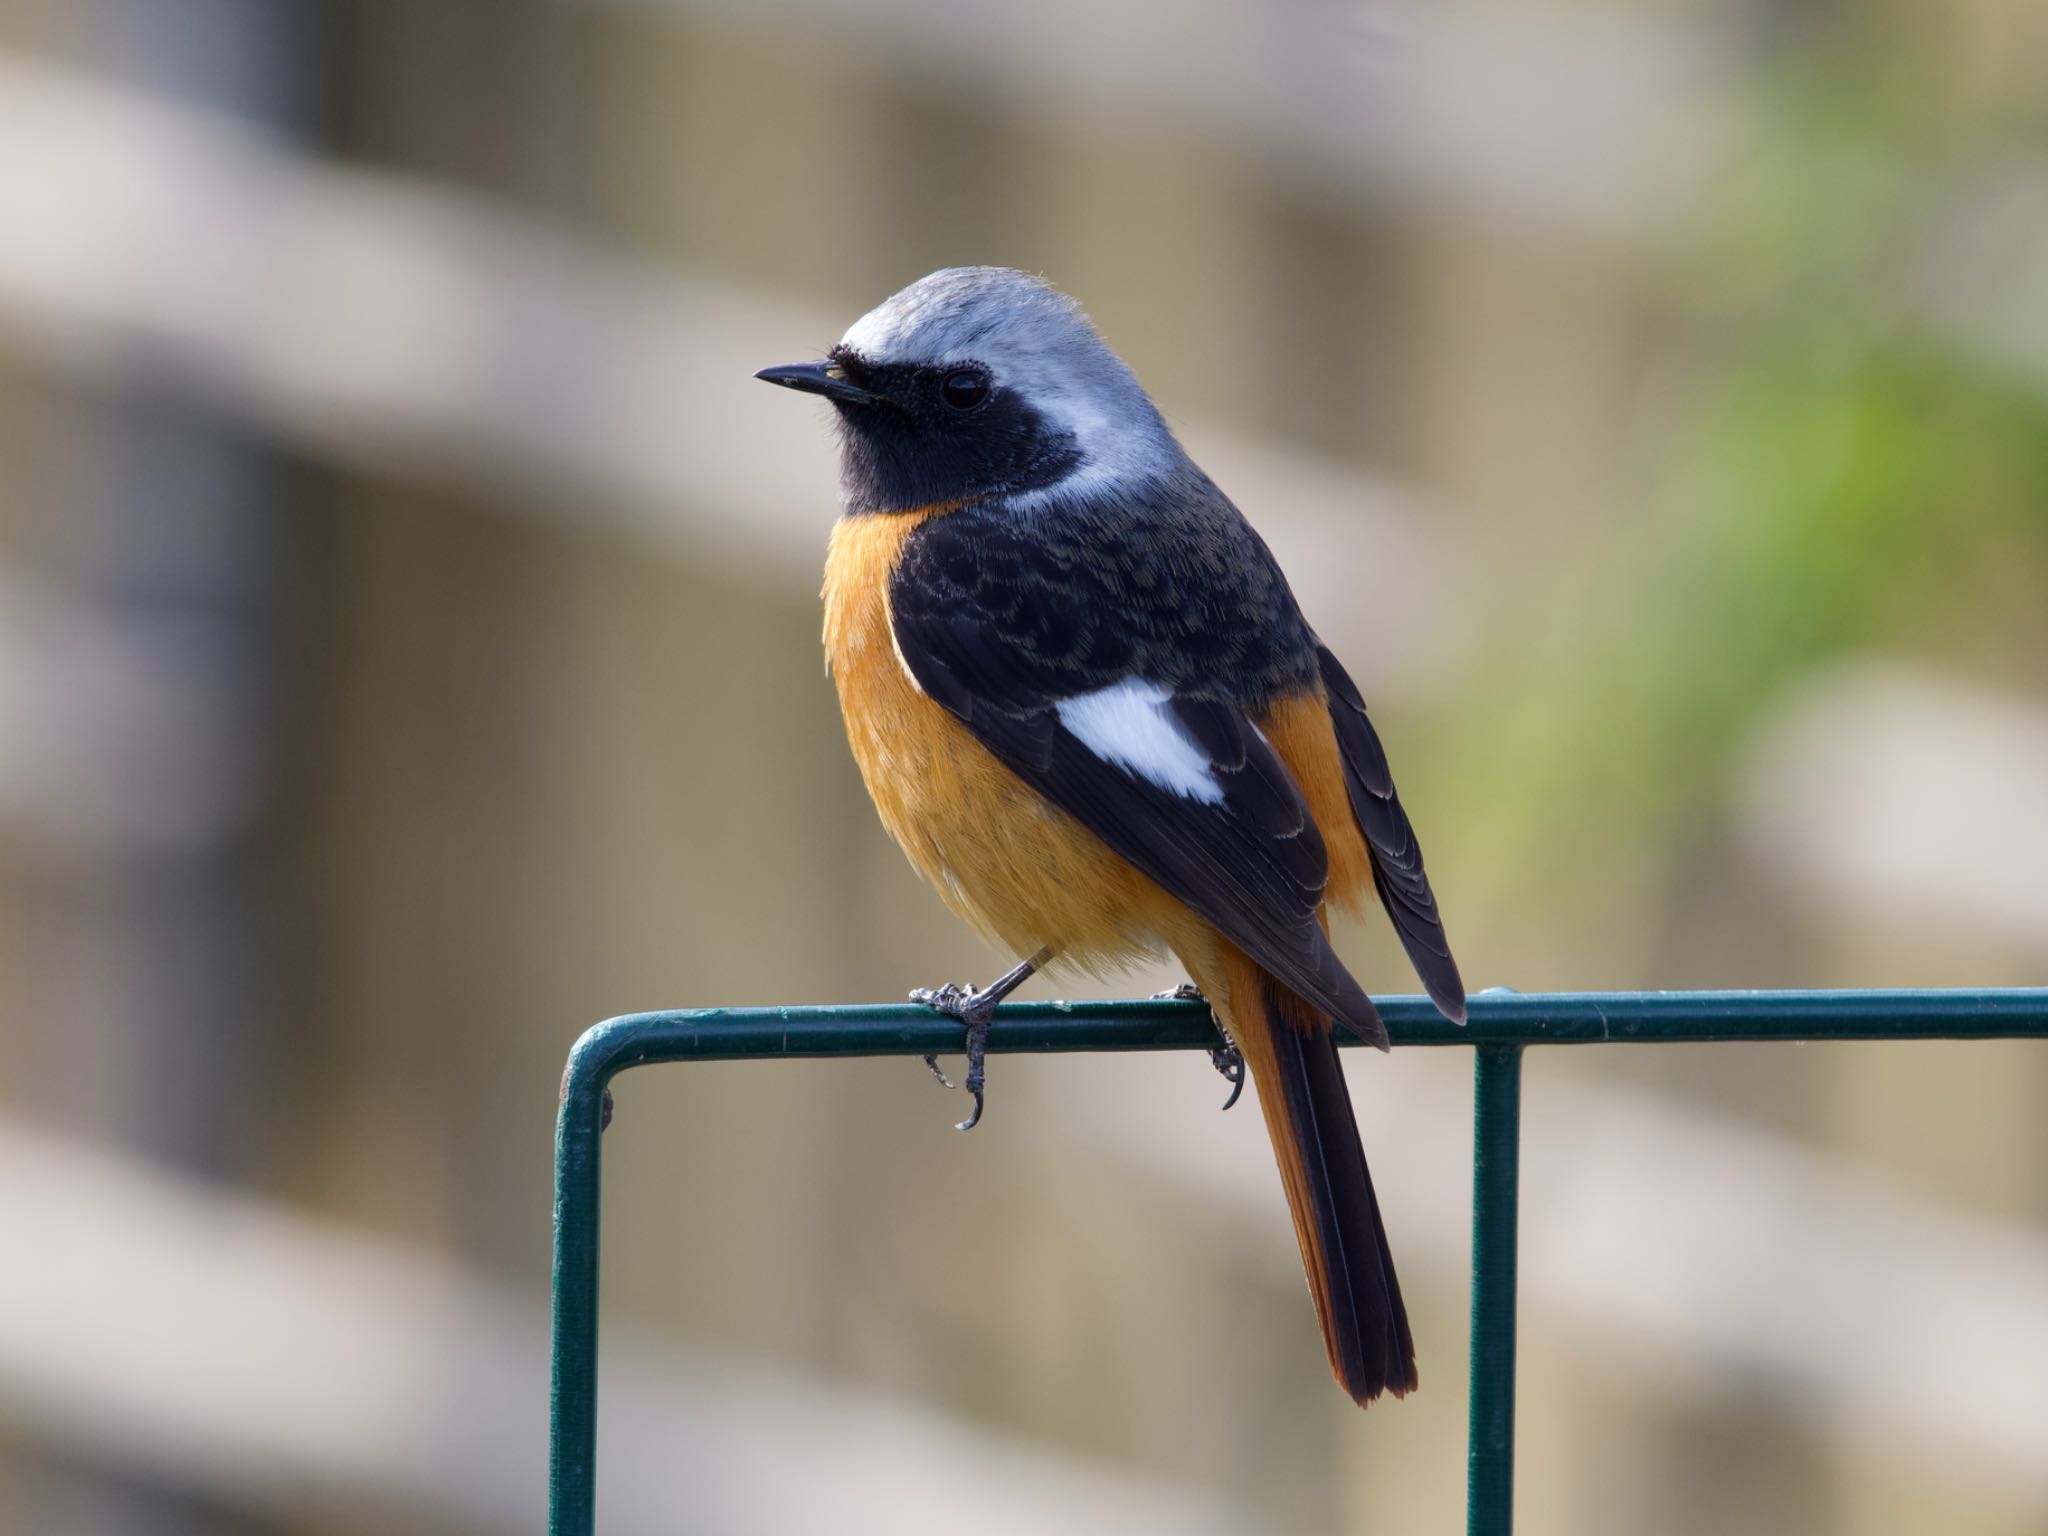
top-left (940, 369), bottom-right (990, 411)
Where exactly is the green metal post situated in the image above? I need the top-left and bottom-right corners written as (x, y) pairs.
top-left (1467, 1043), bottom-right (1523, 1536)
top-left (549, 1036), bottom-right (611, 1536)
top-left (546, 989), bottom-right (2048, 1535)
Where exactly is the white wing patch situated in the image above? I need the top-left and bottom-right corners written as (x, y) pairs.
top-left (1055, 679), bottom-right (1224, 804)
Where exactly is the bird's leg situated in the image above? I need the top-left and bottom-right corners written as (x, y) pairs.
top-left (1152, 981), bottom-right (1243, 1111)
top-left (914, 947), bottom-right (1052, 1132)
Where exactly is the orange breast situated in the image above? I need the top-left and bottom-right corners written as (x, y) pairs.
top-left (822, 511), bottom-right (1191, 969)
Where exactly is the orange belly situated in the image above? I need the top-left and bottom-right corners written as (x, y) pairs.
top-left (821, 510), bottom-right (1372, 970)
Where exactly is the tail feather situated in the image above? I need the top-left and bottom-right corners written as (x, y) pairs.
top-left (1202, 948), bottom-right (1416, 1405)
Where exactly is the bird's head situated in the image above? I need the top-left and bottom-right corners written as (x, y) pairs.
top-left (757, 266), bottom-right (1179, 514)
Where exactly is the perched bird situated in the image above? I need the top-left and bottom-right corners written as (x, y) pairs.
top-left (758, 267), bottom-right (1464, 1406)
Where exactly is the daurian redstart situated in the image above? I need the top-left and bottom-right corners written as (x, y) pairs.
top-left (759, 267), bottom-right (1465, 1405)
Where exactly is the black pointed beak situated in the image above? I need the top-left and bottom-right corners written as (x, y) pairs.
top-left (754, 360), bottom-right (883, 407)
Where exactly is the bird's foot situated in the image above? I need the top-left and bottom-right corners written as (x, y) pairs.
top-left (913, 982), bottom-right (999, 1132)
top-left (910, 951), bottom-right (1049, 1132)
top-left (1150, 985), bottom-right (1241, 1109)
top-left (1208, 1043), bottom-right (1246, 1112)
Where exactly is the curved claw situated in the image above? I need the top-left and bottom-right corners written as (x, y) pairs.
top-left (954, 1088), bottom-right (984, 1133)
top-left (922, 1054), bottom-right (956, 1090)
top-left (954, 1017), bottom-right (991, 1131)
top-left (1208, 1045), bottom-right (1245, 1111)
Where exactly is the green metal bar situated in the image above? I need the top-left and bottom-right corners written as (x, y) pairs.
top-left (549, 1047), bottom-right (610, 1536)
top-left (560, 989), bottom-right (2048, 1077)
top-left (1467, 1044), bottom-right (1523, 1536)
top-left (548, 988), bottom-right (2048, 1535)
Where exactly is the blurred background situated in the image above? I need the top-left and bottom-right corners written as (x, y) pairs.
top-left (1, 0), bottom-right (2045, 1532)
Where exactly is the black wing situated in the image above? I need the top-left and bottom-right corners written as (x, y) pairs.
top-left (1316, 645), bottom-right (1466, 1023)
top-left (891, 504), bottom-right (1386, 1044)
